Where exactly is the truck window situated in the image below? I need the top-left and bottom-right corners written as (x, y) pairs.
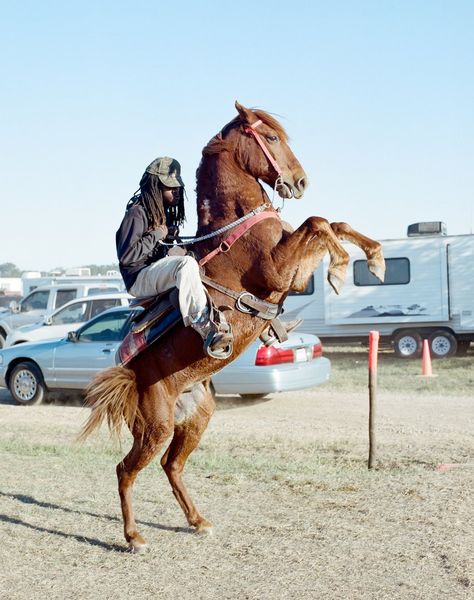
top-left (354, 258), bottom-right (410, 286)
top-left (21, 290), bottom-right (49, 311)
top-left (55, 289), bottom-right (77, 308)
top-left (52, 301), bottom-right (88, 325)
top-left (288, 275), bottom-right (315, 296)
top-left (89, 298), bottom-right (121, 319)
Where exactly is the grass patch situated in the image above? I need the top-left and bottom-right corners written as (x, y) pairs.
top-left (323, 345), bottom-right (474, 395)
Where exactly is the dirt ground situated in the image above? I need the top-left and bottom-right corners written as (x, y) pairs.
top-left (0, 386), bottom-right (473, 600)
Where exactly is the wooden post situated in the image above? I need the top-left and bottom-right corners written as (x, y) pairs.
top-left (368, 330), bottom-right (380, 470)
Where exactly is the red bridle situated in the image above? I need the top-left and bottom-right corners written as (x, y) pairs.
top-left (244, 119), bottom-right (283, 175)
top-left (198, 119), bottom-right (285, 268)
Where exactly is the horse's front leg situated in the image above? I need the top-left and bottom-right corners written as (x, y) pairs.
top-left (270, 216), bottom-right (350, 294)
top-left (331, 222), bottom-right (385, 282)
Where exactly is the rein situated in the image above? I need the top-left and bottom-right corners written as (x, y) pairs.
top-left (158, 202), bottom-right (270, 247)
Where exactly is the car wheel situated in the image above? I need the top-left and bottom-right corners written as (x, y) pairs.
top-left (429, 331), bottom-right (457, 358)
top-left (9, 362), bottom-right (47, 406)
top-left (239, 393), bottom-right (269, 400)
top-left (393, 330), bottom-right (422, 358)
top-left (0, 332), bottom-right (5, 349)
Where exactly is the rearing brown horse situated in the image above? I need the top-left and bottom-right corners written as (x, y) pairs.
top-left (79, 101), bottom-right (385, 552)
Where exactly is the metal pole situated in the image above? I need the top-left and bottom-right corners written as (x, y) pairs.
top-left (368, 330), bottom-right (380, 469)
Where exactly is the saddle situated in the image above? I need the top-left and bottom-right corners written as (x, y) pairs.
top-left (117, 289), bottom-right (182, 366)
top-left (117, 287), bottom-right (234, 366)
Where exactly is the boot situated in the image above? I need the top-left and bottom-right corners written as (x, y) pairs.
top-left (259, 319), bottom-right (303, 347)
top-left (190, 307), bottom-right (233, 360)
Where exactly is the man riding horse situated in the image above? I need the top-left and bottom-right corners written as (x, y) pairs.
top-left (116, 157), bottom-right (233, 359)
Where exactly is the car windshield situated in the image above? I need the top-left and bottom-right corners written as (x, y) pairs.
top-left (78, 310), bottom-right (131, 342)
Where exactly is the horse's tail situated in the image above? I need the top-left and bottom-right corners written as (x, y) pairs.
top-left (77, 367), bottom-right (143, 443)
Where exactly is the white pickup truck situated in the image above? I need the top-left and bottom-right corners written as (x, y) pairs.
top-left (0, 282), bottom-right (123, 348)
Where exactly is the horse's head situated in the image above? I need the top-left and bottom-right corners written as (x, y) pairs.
top-left (233, 101), bottom-right (308, 199)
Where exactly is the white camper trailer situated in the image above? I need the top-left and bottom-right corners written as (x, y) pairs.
top-left (283, 223), bottom-right (474, 358)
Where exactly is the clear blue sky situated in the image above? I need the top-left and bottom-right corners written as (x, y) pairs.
top-left (1, 0), bottom-right (473, 271)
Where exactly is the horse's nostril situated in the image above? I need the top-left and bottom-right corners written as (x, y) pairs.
top-left (296, 176), bottom-right (308, 192)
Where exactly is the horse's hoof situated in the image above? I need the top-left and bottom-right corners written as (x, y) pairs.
top-left (328, 272), bottom-right (344, 295)
top-left (194, 522), bottom-right (214, 536)
top-left (129, 540), bottom-right (148, 554)
top-left (127, 534), bottom-right (148, 554)
top-left (367, 259), bottom-right (386, 283)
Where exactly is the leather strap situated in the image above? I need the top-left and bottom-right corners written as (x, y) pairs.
top-left (244, 119), bottom-right (283, 175)
top-left (201, 274), bottom-right (282, 321)
top-left (199, 210), bottom-right (280, 267)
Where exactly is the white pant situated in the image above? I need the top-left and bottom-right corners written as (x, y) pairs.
top-left (129, 255), bottom-right (207, 326)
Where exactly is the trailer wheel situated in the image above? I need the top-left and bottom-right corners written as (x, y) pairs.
top-left (393, 331), bottom-right (422, 358)
top-left (429, 330), bottom-right (457, 358)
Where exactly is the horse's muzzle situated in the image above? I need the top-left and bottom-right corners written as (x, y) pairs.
top-left (278, 174), bottom-right (308, 199)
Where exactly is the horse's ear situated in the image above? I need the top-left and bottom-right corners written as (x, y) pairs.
top-left (235, 101), bottom-right (258, 126)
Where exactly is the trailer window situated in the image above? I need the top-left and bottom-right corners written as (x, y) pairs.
top-left (354, 258), bottom-right (410, 286)
top-left (288, 274), bottom-right (315, 296)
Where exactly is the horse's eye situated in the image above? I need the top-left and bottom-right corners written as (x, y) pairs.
top-left (266, 135), bottom-right (278, 143)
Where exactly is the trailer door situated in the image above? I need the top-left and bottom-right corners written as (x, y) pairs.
top-left (447, 237), bottom-right (474, 330)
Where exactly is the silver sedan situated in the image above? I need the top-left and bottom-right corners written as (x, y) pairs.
top-left (0, 307), bottom-right (330, 405)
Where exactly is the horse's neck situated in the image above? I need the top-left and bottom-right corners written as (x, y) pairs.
top-left (196, 156), bottom-right (268, 231)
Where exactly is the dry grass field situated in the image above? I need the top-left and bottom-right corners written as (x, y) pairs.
top-left (0, 347), bottom-right (473, 599)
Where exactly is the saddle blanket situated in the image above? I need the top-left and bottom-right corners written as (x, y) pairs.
top-left (117, 290), bottom-right (182, 366)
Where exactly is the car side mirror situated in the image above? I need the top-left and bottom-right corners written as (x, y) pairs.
top-left (9, 301), bottom-right (20, 313)
top-left (44, 316), bottom-right (53, 326)
top-left (67, 331), bottom-right (79, 343)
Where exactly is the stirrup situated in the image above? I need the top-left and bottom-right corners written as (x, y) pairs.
top-left (204, 329), bottom-right (234, 360)
top-left (190, 306), bottom-right (234, 360)
top-left (259, 318), bottom-right (303, 347)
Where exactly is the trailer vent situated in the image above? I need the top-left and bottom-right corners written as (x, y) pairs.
top-left (407, 222), bottom-right (447, 237)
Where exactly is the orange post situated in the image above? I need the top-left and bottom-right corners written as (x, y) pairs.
top-left (421, 339), bottom-right (433, 377)
top-left (368, 331), bottom-right (379, 469)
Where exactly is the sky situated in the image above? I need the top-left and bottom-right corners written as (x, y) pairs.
top-left (1, 0), bottom-right (473, 272)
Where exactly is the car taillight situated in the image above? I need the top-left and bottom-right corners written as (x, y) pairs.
top-left (255, 345), bottom-right (295, 366)
top-left (313, 341), bottom-right (322, 358)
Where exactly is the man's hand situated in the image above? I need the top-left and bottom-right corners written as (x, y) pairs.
top-left (156, 224), bottom-right (169, 239)
top-left (167, 225), bottom-right (180, 238)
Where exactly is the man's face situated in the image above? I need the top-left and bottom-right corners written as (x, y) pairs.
top-left (161, 185), bottom-right (181, 206)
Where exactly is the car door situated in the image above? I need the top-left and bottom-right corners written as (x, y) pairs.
top-left (51, 310), bottom-right (131, 389)
top-left (12, 289), bottom-right (50, 327)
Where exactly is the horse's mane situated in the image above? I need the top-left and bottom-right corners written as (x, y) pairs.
top-left (195, 109), bottom-right (289, 222)
top-left (201, 109), bottom-right (288, 157)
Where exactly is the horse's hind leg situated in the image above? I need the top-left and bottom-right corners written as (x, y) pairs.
top-left (161, 380), bottom-right (215, 535)
top-left (117, 387), bottom-right (174, 553)
top-left (331, 222), bottom-right (386, 282)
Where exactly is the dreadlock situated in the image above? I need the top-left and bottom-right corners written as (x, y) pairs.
top-left (130, 172), bottom-right (186, 230)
